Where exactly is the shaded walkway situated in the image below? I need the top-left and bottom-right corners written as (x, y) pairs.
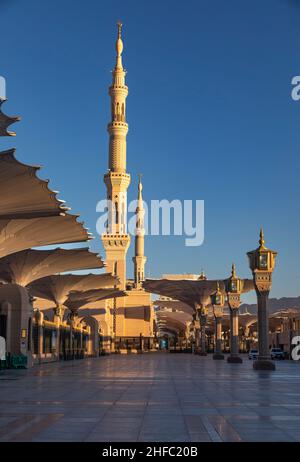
top-left (0, 353), bottom-right (300, 441)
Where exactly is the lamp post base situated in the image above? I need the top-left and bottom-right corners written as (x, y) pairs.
top-left (213, 353), bottom-right (224, 360)
top-left (227, 355), bottom-right (243, 363)
top-left (253, 359), bottom-right (275, 370)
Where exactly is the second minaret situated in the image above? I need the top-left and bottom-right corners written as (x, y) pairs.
top-left (133, 175), bottom-right (147, 288)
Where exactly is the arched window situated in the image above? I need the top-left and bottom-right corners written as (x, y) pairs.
top-left (122, 202), bottom-right (125, 227)
top-left (116, 102), bottom-right (121, 121)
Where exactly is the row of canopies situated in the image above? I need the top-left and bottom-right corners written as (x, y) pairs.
top-left (0, 99), bottom-right (124, 323)
top-left (142, 269), bottom-right (262, 361)
top-left (143, 274), bottom-right (254, 337)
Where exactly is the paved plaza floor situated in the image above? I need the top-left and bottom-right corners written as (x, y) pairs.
top-left (0, 352), bottom-right (300, 442)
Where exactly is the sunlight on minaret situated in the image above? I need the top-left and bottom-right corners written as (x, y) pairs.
top-left (133, 174), bottom-right (147, 288)
top-left (102, 22), bottom-right (131, 290)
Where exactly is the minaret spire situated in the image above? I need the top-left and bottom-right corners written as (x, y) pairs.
top-left (137, 174), bottom-right (143, 208)
top-left (133, 175), bottom-right (147, 288)
top-left (117, 21), bottom-right (122, 38)
top-left (112, 21), bottom-right (126, 88)
top-left (115, 21), bottom-right (124, 70)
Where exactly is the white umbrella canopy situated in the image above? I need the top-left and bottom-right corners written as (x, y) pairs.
top-left (144, 278), bottom-right (254, 310)
top-left (28, 273), bottom-right (119, 306)
top-left (0, 213), bottom-right (92, 259)
top-left (0, 247), bottom-right (105, 286)
top-left (65, 288), bottom-right (127, 313)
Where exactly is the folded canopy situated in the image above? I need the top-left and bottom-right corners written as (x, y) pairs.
top-left (0, 149), bottom-right (69, 219)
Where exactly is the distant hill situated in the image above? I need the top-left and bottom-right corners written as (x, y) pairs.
top-left (240, 296), bottom-right (300, 314)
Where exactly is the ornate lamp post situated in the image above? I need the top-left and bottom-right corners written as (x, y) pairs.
top-left (196, 270), bottom-right (208, 356)
top-left (200, 305), bottom-right (208, 356)
top-left (247, 229), bottom-right (277, 370)
top-left (211, 282), bottom-right (225, 360)
top-left (69, 309), bottom-right (79, 359)
top-left (190, 312), bottom-right (197, 354)
top-left (195, 303), bottom-right (208, 356)
top-left (53, 303), bottom-right (65, 361)
top-left (224, 264), bottom-right (243, 363)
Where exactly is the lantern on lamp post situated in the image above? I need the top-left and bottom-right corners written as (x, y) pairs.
top-left (211, 282), bottom-right (225, 360)
top-left (224, 264), bottom-right (243, 363)
top-left (247, 229), bottom-right (277, 370)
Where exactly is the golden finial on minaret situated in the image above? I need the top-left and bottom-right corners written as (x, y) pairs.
top-left (115, 20), bottom-right (124, 65)
top-left (231, 263), bottom-right (237, 278)
top-left (137, 174), bottom-right (144, 212)
top-left (138, 173), bottom-right (143, 195)
top-left (259, 228), bottom-right (266, 249)
top-left (117, 20), bottom-right (123, 39)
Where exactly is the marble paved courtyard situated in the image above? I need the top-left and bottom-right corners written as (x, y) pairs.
top-left (1, 353), bottom-right (300, 442)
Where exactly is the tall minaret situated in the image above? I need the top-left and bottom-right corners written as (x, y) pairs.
top-left (102, 22), bottom-right (131, 290)
top-left (132, 175), bottom-right (147, 288)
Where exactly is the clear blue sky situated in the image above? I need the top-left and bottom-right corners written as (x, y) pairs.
top-left (1, 0), bottom-right (300, 303)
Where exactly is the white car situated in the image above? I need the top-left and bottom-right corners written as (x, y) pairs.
top-left (248, 349), bottom-right (258, 360)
